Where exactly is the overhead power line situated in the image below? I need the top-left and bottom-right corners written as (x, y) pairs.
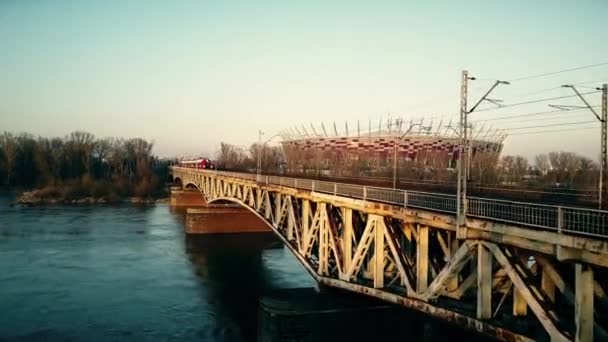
top-left (480, 77), bottom-right (607, 104)
top-left (572, 77), bottom-right (608, 86)
top-left (508, 62), bottom-right (608, 82)
top-left (500, 120), bottom-right (597, 131)
top-left (501, 86), bottom-right (564, 101)
top-left (579, 85), bottom-right (605, 90)
top-left (473, 90), bottom-right (601, 113)
top-left (508, 126), bottom-right (599, 136)
top-left (482, 111), bottom-right (589, 124)
top-left (474, 107), bottom-right (599, 123)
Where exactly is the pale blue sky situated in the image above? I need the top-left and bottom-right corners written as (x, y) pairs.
top-left (0, 0), bottom-right (606, 159)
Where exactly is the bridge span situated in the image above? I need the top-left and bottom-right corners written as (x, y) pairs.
top-left (171, 166), bottom-right (608, 342)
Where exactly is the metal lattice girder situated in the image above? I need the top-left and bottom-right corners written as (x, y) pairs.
top-left (482, 242), bottom-right (570, 342)
top-left (424, 240), bottom-right (474, 300)
top-left (171, 167), bottom-right (608, 342)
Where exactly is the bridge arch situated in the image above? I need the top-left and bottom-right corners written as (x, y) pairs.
top-left (183, 182), bottom-right (199, 190)
top-left (207, 196), bottom-right (318, 279)
top-left (173, 176), bottom-right (182, 187)
top-left (180, 180), bottom-right (209, 204)
top-left (176, 179), bottom-right (276, 237)
top-left (208, 197), bottom-right (276, 231)
top-left (172, 170), bottom-right (318, 277)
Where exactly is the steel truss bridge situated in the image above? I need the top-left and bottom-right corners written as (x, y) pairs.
top-left (171, 166), bottom-right (608, 342)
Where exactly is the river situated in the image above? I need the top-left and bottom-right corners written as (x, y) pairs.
top-left (0, 192), bottom-right (490, 342)
top-left (0, 193), bottom-right (315, 341)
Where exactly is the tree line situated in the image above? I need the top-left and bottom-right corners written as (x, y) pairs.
top-left (496, 151), bottom-right (598, 190)
top-left (216, 142), bottom-right (283, 172)
top-left (0, 131), bottom-right (169, 200)
top-left (215, 141), bottom-right (599, 191)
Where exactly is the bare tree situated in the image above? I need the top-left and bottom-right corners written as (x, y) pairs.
top-left (94, 138), bottom-right (113, 178)
top-left (125, 138), bottom-right (154, 177)
top-left (0, 132), bottom-right (17, 185)
top-left (534, 154), bottom-right (550, 176)
top-left (513, 156), bottom-right (529, 182)
top-left (106, 138), bottom-right (126, 177)
top-left (562, 152), bottom-right (581, 185)
top-left (64, 131), bottom-right (96, 177)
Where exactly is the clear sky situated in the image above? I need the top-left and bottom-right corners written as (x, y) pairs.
top-left (1, 0), bottom-right (606, 160)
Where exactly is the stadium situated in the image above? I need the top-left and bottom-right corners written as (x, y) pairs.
top-left (279, 118), bottom-right (506, 178)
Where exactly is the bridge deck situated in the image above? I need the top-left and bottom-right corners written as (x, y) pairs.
top-left (177, 168), bottom-right (608, 239)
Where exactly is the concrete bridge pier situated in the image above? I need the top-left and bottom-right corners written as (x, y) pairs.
top-left (170, 186), bottom-right (271, 234)
top-left (170, 186), bottom-right (207, 207)
top-left (186, 205), bottom-right (271, 234)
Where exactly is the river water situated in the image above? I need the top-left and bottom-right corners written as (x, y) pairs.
top-left (0, 193), bottom-right (315, 341)
top-left (0, 193), bottom-right (490, 342)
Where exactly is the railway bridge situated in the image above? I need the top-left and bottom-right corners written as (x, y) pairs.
top-left (171, 166), bottom-right (608, 342)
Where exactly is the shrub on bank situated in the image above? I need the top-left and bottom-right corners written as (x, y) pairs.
top-left (18, 175), bottom-right (168, 205)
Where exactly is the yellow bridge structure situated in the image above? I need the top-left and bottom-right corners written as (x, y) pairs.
top-left (171, 166), bottom-right (608, 342)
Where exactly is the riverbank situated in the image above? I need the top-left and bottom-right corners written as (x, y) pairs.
top-left (16, 190), bottom-right (169, 206)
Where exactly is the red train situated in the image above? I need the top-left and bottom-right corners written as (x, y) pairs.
top-left (179, 158), bottom-right (214, 169)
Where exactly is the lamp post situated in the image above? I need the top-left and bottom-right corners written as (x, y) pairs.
top-left (256, 131), bottom-right (281, 182)
top-left (257, 131), bottom-right (263, 182)
top-left (393, 123), bottom-right (423, 189)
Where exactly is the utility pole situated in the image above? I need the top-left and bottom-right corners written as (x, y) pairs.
top-left (393, 139), bottom-right (398, 189)
top-left (456, 71), bottom-right (469, 239)
top-left (457, 71), bottom-right (509, 239)
top-left (257, 130), bottom-right (263, 182)
top-left (562, 84), bottom-right (607, 209)
top-left (602, 84), bottom-right (607, 209)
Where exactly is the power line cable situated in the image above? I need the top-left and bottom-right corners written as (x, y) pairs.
top-left (482, 111), bottom-right (590, 124)
top-left (474, 107), bottom-right (599, 123)
top-left (500, 120), bottom-right (597, 131)
top-left (472, 77), bottom-right (606, 103)
top-left (571, 77), bottom-right (608, 86)
top-left (473, 90), bottom-right (600, 113)
top-left (579, 85), bottom-right (604, 90)
top-left (507, 62), bottom-right (608, 82)
top-left (507, 126), bottom-right (599, 136)
top-left (500, 86), bottom-right (564, 101)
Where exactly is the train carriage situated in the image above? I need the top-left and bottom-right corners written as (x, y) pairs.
top-left (179, 158), bottom-right (214, 169)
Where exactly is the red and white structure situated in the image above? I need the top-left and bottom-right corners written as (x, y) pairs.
top-left (179, 158), bottom-right (214, 169)
top-left (279, 118), bottom-right (506, 173)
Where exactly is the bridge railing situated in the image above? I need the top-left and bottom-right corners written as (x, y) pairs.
top-left (173, 167), bottom-right (608, 238)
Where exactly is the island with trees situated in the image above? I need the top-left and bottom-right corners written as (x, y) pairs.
top-left (0, 131), bottom-right (170, 205)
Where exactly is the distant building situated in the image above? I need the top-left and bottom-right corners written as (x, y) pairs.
top-left (280, 120), bottom-right (505, 176)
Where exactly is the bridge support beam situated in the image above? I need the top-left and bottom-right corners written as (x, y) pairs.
top-left (541, 269), bottom-right (556, 302)
top-left (341, 208), bottom-right (353, 281)
top-left (374, 218), bottom-right (385, 289)
top-left (417, 225), bottom-right (429, 293)
top-left (477, 243), bottom-right (492, 319)
top-left (575, 263), bottom-right (594, 342)
top-left (513, 289), bottom-right (527, 316)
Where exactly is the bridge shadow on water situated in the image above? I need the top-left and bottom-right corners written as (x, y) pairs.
top-left (183, 232), bottom-right (492, 342)
top-left (184, 233), bottom-right (283, 341)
